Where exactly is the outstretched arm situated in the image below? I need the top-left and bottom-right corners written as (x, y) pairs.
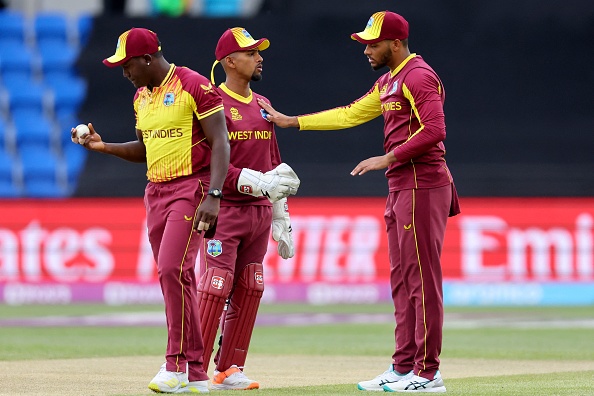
top-left (257, 84), bottom-right (382, 131)
top-left (71, 123), bottom-right (147, 163)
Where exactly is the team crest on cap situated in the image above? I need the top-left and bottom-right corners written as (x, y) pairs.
top-left (163, 92), bottom-right (175, 106)
top-left (366, 17), bottom-right (374, 29)
top-left (241, 29), bottom-right (253, 39)
top-left (207, 239), bottom-right (222, 257)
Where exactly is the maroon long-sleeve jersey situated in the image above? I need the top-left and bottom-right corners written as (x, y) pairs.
top-left (298, 54), bottom-right (454, 192)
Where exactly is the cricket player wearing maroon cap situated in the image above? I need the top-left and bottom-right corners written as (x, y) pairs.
top-left (195, 27), bottom-right (299, 390)
top-left (73, 28), bottom-right (298, 394)
top-left (72, 27), bottom-right (228, 393)
top-left (259, 11), bottom-right (460, 393)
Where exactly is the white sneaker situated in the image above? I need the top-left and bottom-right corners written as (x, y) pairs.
top-left (211, 365), bottom-right (259, 390)
top-left (382, 370), bottom-right (446, 393)
top-left (148, 363), bottom-right (189, 393)
top-left (175, 380), bottom-right (209, 393)
top-left (357, 365), bottom-right (413, 391)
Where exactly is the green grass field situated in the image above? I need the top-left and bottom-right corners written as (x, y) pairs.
top-left (0, 304), bottom-right (593, 395)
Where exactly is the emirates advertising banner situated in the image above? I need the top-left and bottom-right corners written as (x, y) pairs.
top-left (0, 197), bottom-right (593, 305)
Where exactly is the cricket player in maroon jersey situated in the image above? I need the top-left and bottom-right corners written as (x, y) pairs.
top-left (72, 28), bottom-right (297, 394)
top-left (259, 11), bottom-right (460, 393)
top-left (195, 27), bottom-right (299, 391)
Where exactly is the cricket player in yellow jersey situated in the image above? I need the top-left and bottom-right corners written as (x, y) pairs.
top-left (259, 11), bottom-right (460, 393)
top-left (73, 27), bottom-right (226, 394)
top-left (72, 28), bottom-right (296, 394)
top-left (196, 27), bottom-right (298, 391)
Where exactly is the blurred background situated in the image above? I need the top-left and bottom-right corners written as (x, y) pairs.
top-left (0, 0), bottom-right (592, 306)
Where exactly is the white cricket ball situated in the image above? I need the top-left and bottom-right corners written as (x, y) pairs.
top-left (75, 124), bottom-right (90, 138)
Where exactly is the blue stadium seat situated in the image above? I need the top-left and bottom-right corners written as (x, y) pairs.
top-left (0, 148), bottom-right (14, 177)
top-left (0, 11), bottom-right (26, 43)
top-left (44, 73), bottom-right (87, 116)
top-left (2, 75), bottom-right (47, 114)
top-left (55, 111), bottom-right (78, 144)
top-left (19, 146), bottom-right (65, 197)
top-left (0, 148), bottom-right (19, 197)
top-left (12, 109), bottom-right (54, 150)
top-left (0, 180), bottom-right (19, 197)
top-left (34, 12), bottom-right (69, 46)
top-left (62, 143), bottom-right (86, 188)
top-left (77, 14), bottom-right (93, 47)
top-left (0, 117), bottom-right (7, 150)
top-left (37, 39), bottom-right (78, 77)
top-left (23, 179), bottom-right (65, 197)
top-left (0, 40), bottom-right (36, 81)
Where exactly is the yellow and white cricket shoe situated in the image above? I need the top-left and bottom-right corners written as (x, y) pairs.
top-left (175, 380), bottom-right (209, 393)
top-left (357, 365), bottom-right (413, 391)
top-left (148, 363), bottom-right (189, 393)
top-left (211, 365), bottom-right (259, 390)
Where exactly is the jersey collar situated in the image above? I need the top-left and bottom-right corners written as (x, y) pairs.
top-left (154, 63), bottom-right (176, 89)
top-left (390, 53), bottom-right (416, 77)
top-left (219, 83), bottom-right (253, 104)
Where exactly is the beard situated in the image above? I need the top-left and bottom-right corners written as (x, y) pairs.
top-left (251, 73), bottom-right (262, 81)
top-left (371, 48), bottom-right (392, 71)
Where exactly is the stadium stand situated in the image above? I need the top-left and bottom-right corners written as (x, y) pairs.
top-left (0, 148), bottom-right (18, 197)
top-left (0, 9), bottom-right (90, 198)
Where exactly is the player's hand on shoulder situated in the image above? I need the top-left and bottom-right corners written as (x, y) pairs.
top-left (256, 98), bottom-right (299, 129)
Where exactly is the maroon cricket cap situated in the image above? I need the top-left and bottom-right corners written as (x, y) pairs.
top-left (103, 28), bottom-right (162, 67)
top-left (215, 27), bottom-right (270, 61)
top-left (351, 11), bottom-right (409, 44)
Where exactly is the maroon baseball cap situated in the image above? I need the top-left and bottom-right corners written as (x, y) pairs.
top-left (103, 28), bottom-right (162, 67)
top-left (215, 27), bottom-right (270, 61)
top-left (351, 11), bottom-right (409, 44)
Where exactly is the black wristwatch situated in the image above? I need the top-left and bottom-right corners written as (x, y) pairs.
top-left (207, 188), bottom-right (223, 199)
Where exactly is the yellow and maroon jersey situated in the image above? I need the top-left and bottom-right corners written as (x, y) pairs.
top-left (217, 83), bottom-right (281, 206)
top-left (133, 64), bottom-right (224, 182)
top-left (298, 54), bottom-right (454, 191)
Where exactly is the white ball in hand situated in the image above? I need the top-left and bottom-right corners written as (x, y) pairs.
top-left (75, 124), bottom-right (90, 138)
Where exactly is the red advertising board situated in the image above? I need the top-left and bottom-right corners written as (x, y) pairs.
top-left (0, 197), bottom-right (593, 303)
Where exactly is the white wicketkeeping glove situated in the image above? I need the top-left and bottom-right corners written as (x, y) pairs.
top-left (272, 197), bottom-right (294, 259)
top-left (237, 163), bottom-right (300, 203)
